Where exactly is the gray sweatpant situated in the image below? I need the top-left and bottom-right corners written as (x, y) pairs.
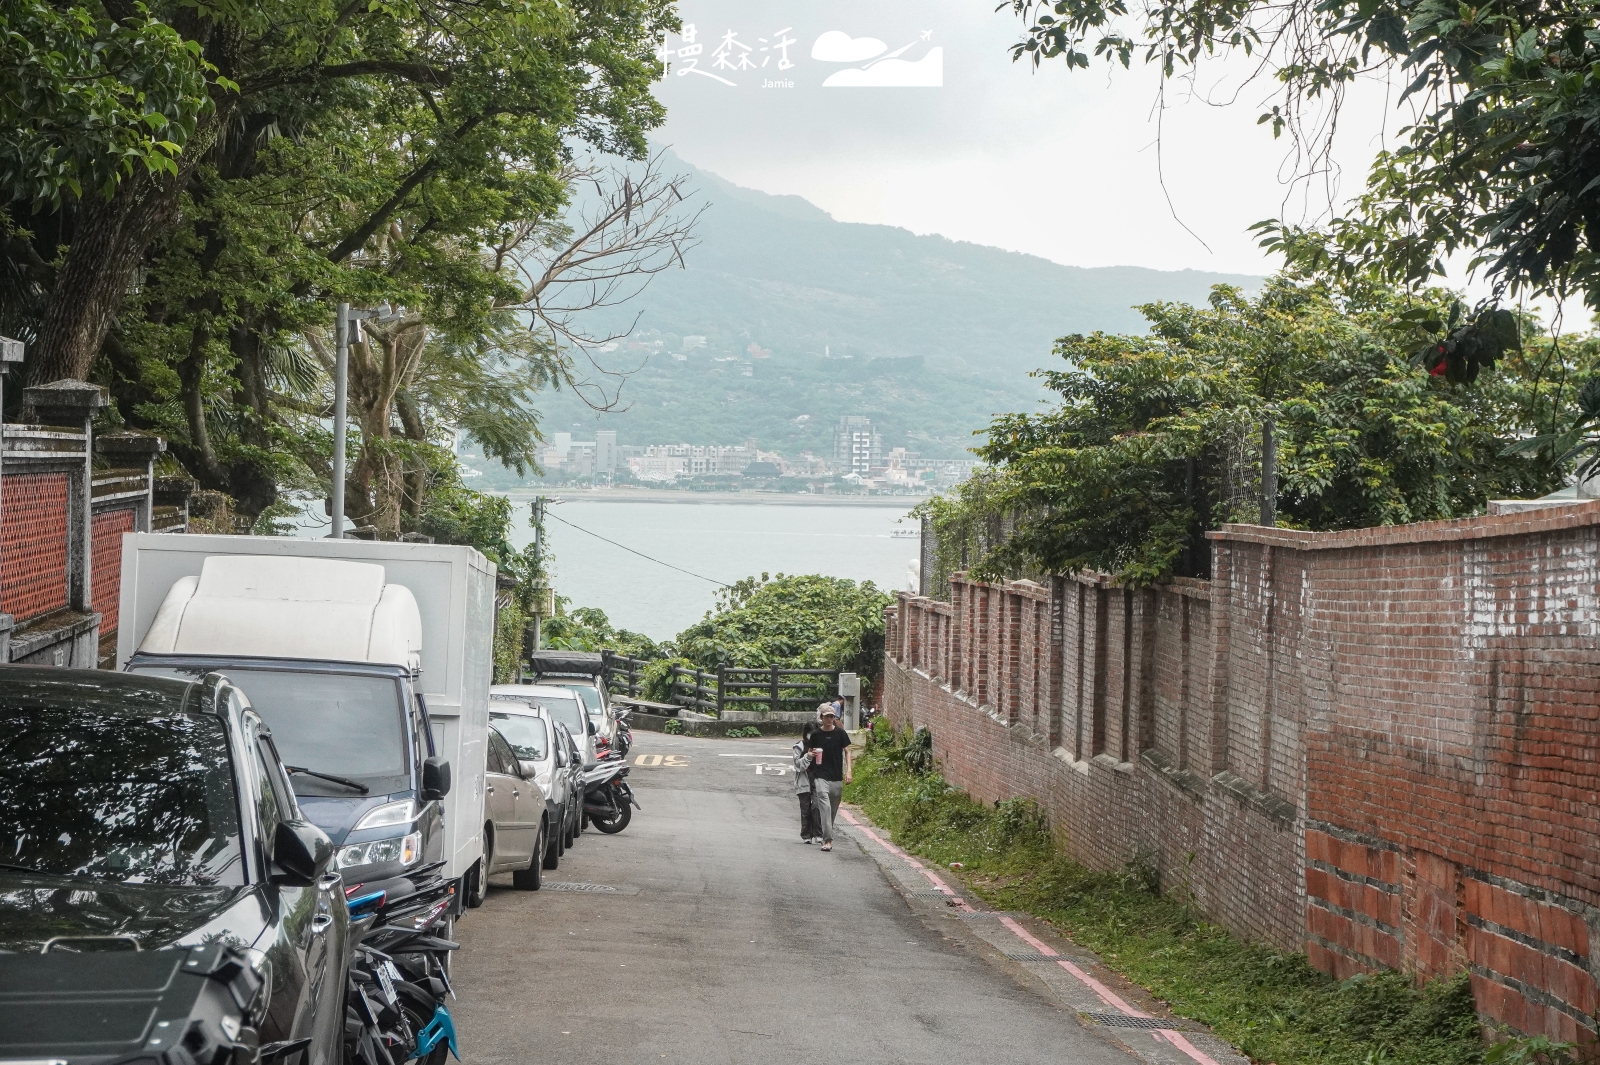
top-left (811, 779), bottom-right (843, 843)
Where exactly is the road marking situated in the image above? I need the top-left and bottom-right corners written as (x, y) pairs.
top-left (747, 763), bottom-right (790, 776)
top-left (635, 753), bottom-right (688, 767)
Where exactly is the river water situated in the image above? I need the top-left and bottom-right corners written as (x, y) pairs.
top-left (505, 493), bottom-right (921, 641)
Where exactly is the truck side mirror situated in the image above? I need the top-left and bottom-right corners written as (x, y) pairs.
top-left (587, 721), bottom-right (597, 736)
top-left (422, 756), bottom-right (451, 800)
top-left (271, 820), bottom-right (333, 886)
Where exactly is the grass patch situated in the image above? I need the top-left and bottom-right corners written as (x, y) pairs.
top-left (844, 724), bottom-right (1497, 1065)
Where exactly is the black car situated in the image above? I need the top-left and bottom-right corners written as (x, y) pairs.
top-left (0, 666), bottom-right (348, 1065)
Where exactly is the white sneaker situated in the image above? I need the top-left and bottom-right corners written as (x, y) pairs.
top-left (803, 838), bottom-right (813, 844)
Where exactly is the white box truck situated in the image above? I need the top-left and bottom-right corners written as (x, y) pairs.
top-left (115, 533), bottom-right (496, 909)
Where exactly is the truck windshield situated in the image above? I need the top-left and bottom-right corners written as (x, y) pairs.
top-left (131, 666), bottom-right (409, 797)
top-left (224, 671), bottom-right (409, 797)
top-left (0, 705), bottom-right (245, 886)
top-left (489, 712), bottom-right (548, 761)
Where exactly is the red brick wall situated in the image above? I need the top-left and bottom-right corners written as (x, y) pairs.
top-left (1, 472), bottom-right (69, 619)
top-left (888, 501), bottom-right (1600, 1042)
top-left (91, 507), bottom-right (134, 636)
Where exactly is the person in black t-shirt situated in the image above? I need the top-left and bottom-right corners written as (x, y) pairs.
top-left (807, 703), bottom-right (852, 851)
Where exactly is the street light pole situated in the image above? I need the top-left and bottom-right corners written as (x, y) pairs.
top-left (330, 303), bottom-right (403, 539)
top-left (332, 304), bottom-right (349, 539)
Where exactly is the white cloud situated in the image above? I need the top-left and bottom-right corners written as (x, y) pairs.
top-left (811, 30), bottom-right (888, 62)
top-left (823, 48), bottom-right (943, 87)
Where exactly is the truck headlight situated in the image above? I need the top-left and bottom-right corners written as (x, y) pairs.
top-left (337, 831), bottom-right (421, 869)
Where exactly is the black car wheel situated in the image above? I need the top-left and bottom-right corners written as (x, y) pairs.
top-left (541, 820), bottom-right (561, 869)
top-left (512, 825), bottom-right (544, 890)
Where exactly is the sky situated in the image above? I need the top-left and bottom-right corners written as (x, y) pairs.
top-left (650, 0), bottom-right (1400, 279)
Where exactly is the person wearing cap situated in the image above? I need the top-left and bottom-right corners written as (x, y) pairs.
top-left (808, 702), bottom-right (853, 852)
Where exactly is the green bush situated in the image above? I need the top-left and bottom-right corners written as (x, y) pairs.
top-left (725, 726), bottom-right (763, 738)
top-left (663, 718), bottom-right (683, 735)
top-left (843, 740), bottom-right (1490, 1065)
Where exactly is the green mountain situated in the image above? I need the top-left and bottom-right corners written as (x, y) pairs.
top-left (506, 152), bottom-right (1260, 464)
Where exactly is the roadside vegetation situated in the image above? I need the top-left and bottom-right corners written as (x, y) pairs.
top-left (921, 280), bottom-right (1600, 589)
top-left (844, 723), bottom-right (1573, 1065)
top-left (543, 573), bottom-right (891, 709)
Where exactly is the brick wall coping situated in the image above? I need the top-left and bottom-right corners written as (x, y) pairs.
top-left (1208, 499), bottom-right (1600, 550)
top-left (939, 572), bottom-right (1214, 600)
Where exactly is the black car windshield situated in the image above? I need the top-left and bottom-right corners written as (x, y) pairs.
top-left (489, 712), bottom-right (548, 761)
top-left (0, 704), bottom-right (245, 886)
top-left (131, 666), bottom-right (408, 796)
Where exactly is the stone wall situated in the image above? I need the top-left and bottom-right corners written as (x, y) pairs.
top-left (884, 501), bottom-right (1600, 1043)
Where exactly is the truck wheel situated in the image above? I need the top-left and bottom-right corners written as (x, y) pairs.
top-left (465, 832), bottom-right (490, 908)
top-left (512, 826), bottom-right (544, 890)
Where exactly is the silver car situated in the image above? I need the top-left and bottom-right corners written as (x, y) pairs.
top-left (538, 676), bottom-right (617, 753)
top-left (489, 703), bottom-right (581, 862)
top-left (482, 725), bottom-right (548, 890)
top-left (491, 683), bottom-right (598, 768)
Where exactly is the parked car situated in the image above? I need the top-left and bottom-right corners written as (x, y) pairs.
top-left (481, 726), bottom-right (549, 891)
top-left (523, 652), bottom-right (617, 752)
top-left (488, 702), bottom-right (578, 859)
top-left (554, 722), bottom-right (585, 843)
top-left (492, 683), bottom-right (597, 768)
top-left (0, 666), bottom-right (348, 1065)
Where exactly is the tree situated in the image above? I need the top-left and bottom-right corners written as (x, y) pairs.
top-left (926, 278), bottom-right (1575, 586)
top-left (3, 0), bottom-right (677, 391)
top-left (674, 573), bottom-right (892, 679)
top-left (1005, 0), bottom-right (1600, 309)
top-left (261, 156), bottom-right (699, 536)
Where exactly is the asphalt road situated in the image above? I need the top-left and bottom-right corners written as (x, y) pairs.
top-left (448, 732), bottom-right (1154, 1065)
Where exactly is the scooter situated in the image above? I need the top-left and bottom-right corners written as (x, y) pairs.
top-left (582, 760), bottom-right (640, 834)
top-left (612, 707), bottom-right (634, 758)
top-left (343, 866), bottom-right (460, 1065)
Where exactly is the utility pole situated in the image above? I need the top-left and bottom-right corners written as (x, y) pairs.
top-left (1260, 413), bottom-right (1277, 528)
top-left (332, 304), bottom-right (349, 539)
top-left (529, 495), bottom-right (546, 652)
top-left (330, 304), bottom-right (404, 539)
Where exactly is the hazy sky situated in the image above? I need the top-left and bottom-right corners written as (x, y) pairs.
top-left (652, 0), bottom-right (1398, 278)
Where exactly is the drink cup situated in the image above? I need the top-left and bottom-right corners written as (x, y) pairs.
top-left (812, 748), bottom-right (823, 765)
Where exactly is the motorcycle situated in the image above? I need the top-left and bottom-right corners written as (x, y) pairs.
top-left (582, 760), bottom-right (640, 834)
top-left (612, 706), bottom-right (634, 758)
top-left (343, 865), bottom-right (460, 1065)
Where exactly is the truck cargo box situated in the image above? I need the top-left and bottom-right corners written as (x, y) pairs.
top-left (116, 533), bottom-right (495, 885)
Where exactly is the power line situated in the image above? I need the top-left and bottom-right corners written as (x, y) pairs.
top-left (544, 510), bottom-right (730, 587)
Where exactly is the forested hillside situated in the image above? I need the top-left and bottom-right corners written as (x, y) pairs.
top-left (529, 153), bottom-right (1260, 458)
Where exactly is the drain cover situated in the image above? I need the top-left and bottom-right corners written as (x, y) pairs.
top-left (999, 949), bottom-right (1059, 961)
top-left (909, 889), bottom-right (962, 898)
top-left (951, 911), bottom-right (1023, 920)
top-left (1083, 1013), bottom-right (1173, 1030)
top-left (543, 882), bottom-right (638, 895)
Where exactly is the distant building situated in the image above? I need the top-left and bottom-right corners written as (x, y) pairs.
top-left (625, 442), bottom-right (759, 481)
top-left (595, 430), bottom-right (617, 475)
top-left (833, 416), bottom-right (882, 477)
top-left (682, 335), bottom-right (707, 350)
